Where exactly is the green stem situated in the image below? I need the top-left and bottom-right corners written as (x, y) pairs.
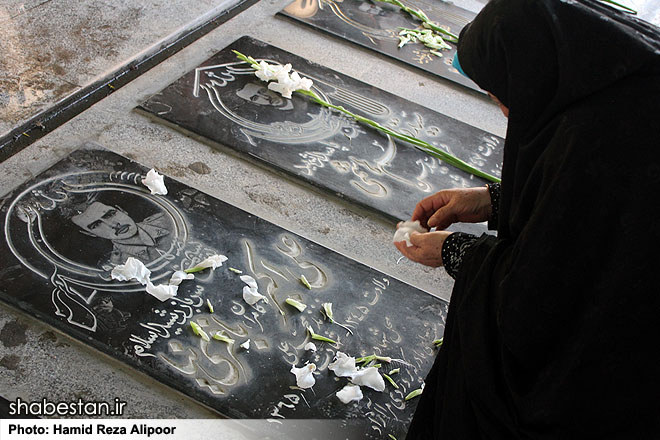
top-left (372, 0), bottom-right (459, 41)
top-left (598, 0), bottom-right (637, 14)
top-left (233, 51), bottom-right (501, 183)
top-left (297, 90), bottom-right (500, 182)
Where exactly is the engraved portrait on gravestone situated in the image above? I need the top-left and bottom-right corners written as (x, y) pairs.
top-left (70, 200), bottom-right (171, 265)
top-left (4, 170), bottom-right (187, 333)
top-left (235, 82), bottom-right (294, 111)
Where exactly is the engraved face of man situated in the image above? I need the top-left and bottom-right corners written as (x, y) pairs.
top-left (235, 83), bottom-right (294, 110)
top-left (71, 201), bottom-right (138, 240)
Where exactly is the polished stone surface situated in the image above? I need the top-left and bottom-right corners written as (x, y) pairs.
top-left (279, 0), bottom-right (481, 91)
top-left (139, 37), bottom-right (503, 235)
top-left (0, 145), bottom-right (447, 438)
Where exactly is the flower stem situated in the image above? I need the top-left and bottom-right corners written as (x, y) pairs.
top-left (233, 51), bottom-right (501, 183)
top-left (372, 0), bottom-right (459, 41)
top-left (598, 0), bottom-right (637, 14)
top-left (297, 90), bottom-right (500, 182)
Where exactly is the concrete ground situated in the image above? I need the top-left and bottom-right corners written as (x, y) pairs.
top-left (0, 0), bottom-right (656, 420)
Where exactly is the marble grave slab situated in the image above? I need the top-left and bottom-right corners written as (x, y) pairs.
top-left (279, 0), bottom-right (481, 91)
top-left (0, 145), bottom-right (448, 439)
top-left (137, 36), bottom-right (503, 236)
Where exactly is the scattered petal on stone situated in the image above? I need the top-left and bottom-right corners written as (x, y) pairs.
top-left (169, 270), bottom-right (194, 286)
top-left (111, 257), bottom-right (151, 284)
top-left (186, 254), bottom-right (228, 273)
top-left (285, 298), bottom-right (307, 312)
top-left (146, 281), bottom-right (178, 302)
top-left (304, 342), bottom-right (317, 352)
top-left (240, 275), bottom-right (258, 290)
top-left (240, 339), bottom-right (251, 350)
top-left (336, 384), bottom-right (363, 404)
top-left (142, 169), bottom-right (167, 195)
top-left (243, 286), bottom-right (267, 305)
top-left (112, 258), bottom-right (178, 301)
top-left (213, 331), bottom-right (235, 344)
top-left (393, 220), bottom-right (428, 247)
top-left (329, 351), bottom-right (358, 377)
top-left (290, 363), bottom-right (316, 389)
top-left (350, 367), bottom-right (386, 392)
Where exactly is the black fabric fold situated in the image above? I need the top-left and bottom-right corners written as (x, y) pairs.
top-left (407, 0), bottom-right (660, 438)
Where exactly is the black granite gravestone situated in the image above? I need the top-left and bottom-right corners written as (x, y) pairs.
top-left (0, 145), bottom-right (447, 439)
top-left (279, 0), bottom-right (481, 91)
top-left (137, 36), bottom-right (503, 236)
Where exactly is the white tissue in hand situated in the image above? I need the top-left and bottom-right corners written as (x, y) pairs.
top-left (393, 220), bottom-right (428, 247)
top-left (111, 257), bottom-right (151, 284)
top-left (328, 351), bottom-right (358, 377)
top-left (336, 384), bottom-right (363, 404)
top-left (142, 169), bottom-right (167, 195)
top-left (349, 367), bottom-right (386, 392)
top-left (290, 363), bottom-right (316, 389)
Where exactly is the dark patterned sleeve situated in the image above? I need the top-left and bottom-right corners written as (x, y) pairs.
top-left (442, 232), bottom-right (479, 279)
top-left (487, 183), bottom-right (501, 230)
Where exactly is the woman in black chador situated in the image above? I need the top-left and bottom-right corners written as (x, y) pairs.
top-left (395, 0), bottom-right (660, 438)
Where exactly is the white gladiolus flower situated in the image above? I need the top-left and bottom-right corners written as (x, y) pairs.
top-left (290, 363), bottom-right (316, 389)
top-left (349, 367), bottom-right (385, 392)
top-left (336, 384), bottom-right (363, 404)
top-left (393, 220), bottom-right (428, 247)
top-left (267, 81), bottom-right (294, 99)
top-left (255, 61), bottom-right (291, 81)
top-left (111, 257), bottom-right (151, 283)
top-left (252, 59), bottom-right (313, 99)
top-left (142, 169), bottom-right (167, 195)
top-left (329, 352), bottom-right (358, 377)
top-left (304, 342), bottom-right (317, 352)
top-left (291, 71), bottom-right (313, 91)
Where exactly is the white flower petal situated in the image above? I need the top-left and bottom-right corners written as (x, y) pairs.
top-left (296, 76), bottom-right (313, 91)
top-left (329, 351), bottom-right (358, 377)
top-left (243, 286), bottom-right (266, 305)
top-left (349, 367), bottom-right (385, 392)
top-left (240, 339), bottom-right (250, 349)
top-left (142, 169), bottom-right (167, 195)
top-left (111, 257), bottom-right (151, 284)
top-left (268, 81), bottom-right (293, 99)
top-left (336, 384), bottom-right (363, 404)
top-left (393, 220), bottom-right (428, 247)
top-left (304, 342), bottom-right (317, 352)
top-left (290, 363), bottom-right (316, 389)
top-left (146, 280), bottom-right (178, 302)
top-left (240, 275), bottom-right (258, 289)
top-left (169, 270), bottom-right (194, 286)
top-left (188, 254), bottom-right (228, 271)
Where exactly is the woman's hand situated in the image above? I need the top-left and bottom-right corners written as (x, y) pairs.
top-left (394, 230), bottom-right (452, 267)
top-left (412, 187), bottom-right (491, 230)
